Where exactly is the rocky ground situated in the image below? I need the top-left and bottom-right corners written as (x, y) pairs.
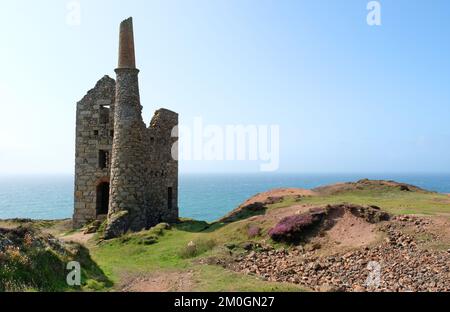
top-left (228, 215), bottom-right (450, 292)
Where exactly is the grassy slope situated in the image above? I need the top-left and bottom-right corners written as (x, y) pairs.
top-left (91, 222), bottom-right (304, 291)
top-left (0, 222), bottom-right (111, 292)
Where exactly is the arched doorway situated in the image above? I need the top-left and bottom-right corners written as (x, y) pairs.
top-left (96, 182), bottom-right (110, 216)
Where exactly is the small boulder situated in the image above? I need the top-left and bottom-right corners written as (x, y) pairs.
top-left (83, 220), bottom-right (102, 234)
top-left (104, 211), bottom-right (129, 239)
top-left (242, 242), bottom-right (255, 251)
top-left (225, 243), bottom-right (236, 250)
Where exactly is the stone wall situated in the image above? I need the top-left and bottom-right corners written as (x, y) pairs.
top-left (145, 109), bottom-right (179, 224)
top-left (73, 76), bottom-right (115, 228)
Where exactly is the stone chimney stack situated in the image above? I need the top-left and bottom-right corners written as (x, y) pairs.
top-left (118, 17), bottom-right (136, 69)
top-left (105, 17), bottom-right (147, 238)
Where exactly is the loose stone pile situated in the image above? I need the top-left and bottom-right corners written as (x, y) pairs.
top-left (0, 235), bottom-right (13, 251)
top-left (230, 223), bottom-right (450, 292)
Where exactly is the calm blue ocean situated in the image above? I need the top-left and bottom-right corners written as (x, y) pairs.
top-left (0, 174), bottom-right (450, 222)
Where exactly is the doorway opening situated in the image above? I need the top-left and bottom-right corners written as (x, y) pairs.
top-left (96, 182), bottom-right (110, 216)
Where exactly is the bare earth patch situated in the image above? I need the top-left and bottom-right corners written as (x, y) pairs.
top-left (119, 271), bottom-right (194, 292)
top-left (244, 204), bottom-right (381, 253)
top-left (263, 204), bottom-right (315, 221)
top-left (61, 232), bottom-right (94, 245)
top-left (0, 221), bottom-right (20, 229)
top-left (323, 208), bottom-right (378, 249)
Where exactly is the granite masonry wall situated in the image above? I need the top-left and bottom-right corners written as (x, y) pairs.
top-left (73, 76), bottom-right (115, 228)
top-left (145, 109), bottom-right (179, 224)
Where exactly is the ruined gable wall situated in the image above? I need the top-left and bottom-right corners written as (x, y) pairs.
top-left (73, 76), bottom-right (115, 228)
top-left (144, 109), bottom-right (179, 224)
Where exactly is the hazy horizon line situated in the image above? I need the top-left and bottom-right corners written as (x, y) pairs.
top-left (2, 172), bottom-right (450, 177)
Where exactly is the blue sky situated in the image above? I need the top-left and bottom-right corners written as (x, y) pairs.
top-left (0, 0), bottom-right (450, 174)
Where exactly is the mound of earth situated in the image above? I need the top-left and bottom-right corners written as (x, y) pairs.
top-left (219, 188), bottom-right (315, 223)
top-left (313, 179), bottom-right (429, 195)
top-left (265, 204), bottom-right (389, 249)
top-left (219, 179), bottom-right (432, 224)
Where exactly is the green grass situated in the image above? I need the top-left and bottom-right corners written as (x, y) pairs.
top-left (267, 190), bottom-right (450, 216)
top-left (90, 221), bottom-right (306, 291)
top-left (194, 265), bottom-right (306, 292)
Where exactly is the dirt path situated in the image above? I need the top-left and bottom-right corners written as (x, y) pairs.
top-left (61, 232), bottom-right (94, 245)
top-left (119, 271), bottom-right (195, 292)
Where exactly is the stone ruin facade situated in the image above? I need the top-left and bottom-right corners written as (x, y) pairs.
top-left (73, 18), bottom-right (179, 238)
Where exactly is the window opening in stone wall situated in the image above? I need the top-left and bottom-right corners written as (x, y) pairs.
top-left (168, 187), bottom-right (173, 210)
top-left (99, 105), bottom-right (110, 124)
top-left (99, 150), bottom-right (110, 169)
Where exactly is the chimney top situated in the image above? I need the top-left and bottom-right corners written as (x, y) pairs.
top-left (117, 17), bottom-right (136, 69)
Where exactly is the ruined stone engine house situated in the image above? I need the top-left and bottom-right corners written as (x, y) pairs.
top-left (73, 18), bottom-right (178, 238)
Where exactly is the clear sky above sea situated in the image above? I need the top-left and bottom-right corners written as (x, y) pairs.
top-left (0, 0), bottom-right (450, 174)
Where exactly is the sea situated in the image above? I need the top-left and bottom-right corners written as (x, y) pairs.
top-left (0, 173), bottom-right (450, 222)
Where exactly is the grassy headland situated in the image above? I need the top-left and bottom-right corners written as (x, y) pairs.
top-left (1, 179), bottom-right (449, 292)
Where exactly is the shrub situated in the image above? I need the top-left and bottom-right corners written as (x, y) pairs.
top-left (247, 225), bottom-right (261, 238)
top-left (268, 213), bottom-right (322, 242)
top-left (138, 236), bottom-right (158, 245)
top-left (179, 239), bottom-right (216, 259)
top-left (84, 279), bottom-right (106, 291)
top-left (149, 223), bottom-right (171, 236)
